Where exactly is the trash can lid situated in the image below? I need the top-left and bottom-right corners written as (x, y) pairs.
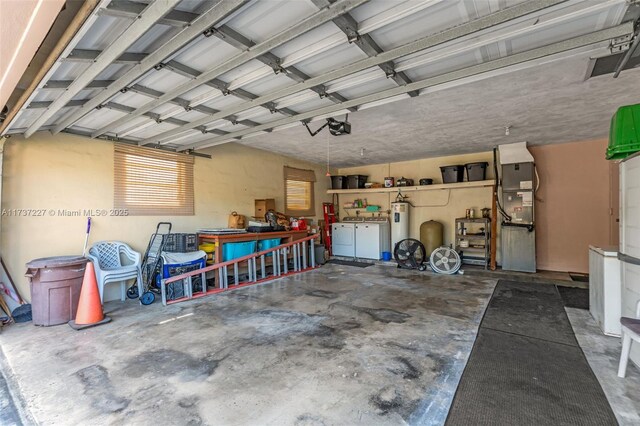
top-left (26, 255), bottom-right (88, 269)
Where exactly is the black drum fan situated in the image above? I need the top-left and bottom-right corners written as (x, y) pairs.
top-left (394, 238), bottom-right (428, 271)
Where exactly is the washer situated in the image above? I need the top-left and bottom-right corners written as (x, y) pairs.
top-left (331, 218), bottom-right (359, 257)
top-left (355, 217), bottom-right (390, 260)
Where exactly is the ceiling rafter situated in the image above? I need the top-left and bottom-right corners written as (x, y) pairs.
top-left (44, 80), bottom-right (114, 89)
top-left (49, 0), bottom-right (249, 135)
top-left (208, 24), bottom-right (356, 111)
top-left (311, 0), bottom-right (419, 97)
top-left (182, 22), bottom-right (633, 151)
top-left (98, 101), bottom-right (244, 137)
top-left (96, 0), bottom-right (199, 27)
top-left (136, 0), bottom-right (568, 146)
top-left (24, 0), bottom-right (184, 138)
top-left (61, 49), bottom-right (147, 64)
top-left (87, 0), bottom-right (369, 138)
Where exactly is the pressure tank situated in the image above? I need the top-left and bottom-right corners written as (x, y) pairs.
top-left (420, 220), bottom-right (443, 257)
top-left (391, 202), bottom-right (410, 250)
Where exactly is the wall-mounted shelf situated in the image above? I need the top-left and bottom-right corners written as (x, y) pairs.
top-left (326, 180), bottom-right (494, 194)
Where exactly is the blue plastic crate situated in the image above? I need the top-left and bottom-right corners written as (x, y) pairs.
top-left (223, 241), bottom-right (257, 262)
top-left (258, 238), bottom-right (281, 257)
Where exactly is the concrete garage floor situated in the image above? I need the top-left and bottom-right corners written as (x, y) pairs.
top-left (1, 264), bottom-right (640, 425)
top-left (0, 264), bottom-right (497, 425)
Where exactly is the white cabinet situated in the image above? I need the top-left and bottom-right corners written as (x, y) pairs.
top-left (589, 245), bottom-right (621, 336)
top-left (355, 222), bottom-right (390, 260)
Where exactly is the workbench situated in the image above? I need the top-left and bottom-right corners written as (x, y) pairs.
top-left (198, 230), bottom-right (308, 264)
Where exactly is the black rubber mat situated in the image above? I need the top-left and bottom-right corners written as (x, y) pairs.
top-left (481, 280), bottom-right (577, 345)
top-left (446, 280), bottom-right (617, 426)
top-left (557, 286), bottom-right (589, 310)
top-left (327, 259), bottom-right (372, 268)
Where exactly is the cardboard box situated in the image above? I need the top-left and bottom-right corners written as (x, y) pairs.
top-left (255, 199), bottom-right (276, 219)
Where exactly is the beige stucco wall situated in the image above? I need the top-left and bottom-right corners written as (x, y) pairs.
top-left (1, 132), bottom-right (331, 301)
top-left (338, 151), bottom-right (497, 258)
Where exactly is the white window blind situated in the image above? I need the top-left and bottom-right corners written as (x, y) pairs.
top-left (114, 143), bottom-right (194, 215)
top-left (284, 166), bottom-right (316, 216)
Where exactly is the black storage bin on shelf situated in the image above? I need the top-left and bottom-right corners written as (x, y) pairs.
top-left (346, 175), bottom-right (368, 189)
top-left (163, 233), bottom-right (198, 252)
top-left (440, 165), bottom-right (465, 183)
top-left (465, 162), bottom-right (489, 181)
top-left (330, 175), bottom-right (348, 189)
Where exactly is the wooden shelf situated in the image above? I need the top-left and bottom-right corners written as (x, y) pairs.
top-left (326, 180), bottom-right (494, 194)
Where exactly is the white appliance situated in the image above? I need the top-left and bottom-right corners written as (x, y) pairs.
top-left (391, 202), bottom-right (409, 250)
top-left (331, 222), bottom-right (356, 257)
top-left (355, 218), bottom-right (390, 260)
top-left (620, 153), bottom-right (640, 367)
top-left (589, 245), bottom-right (621, 337)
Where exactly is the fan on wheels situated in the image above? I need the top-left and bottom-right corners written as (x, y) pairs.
top-left (394, 238), bottom-right (427, 270)
top-left (429, 246), bottom-right (462, 274)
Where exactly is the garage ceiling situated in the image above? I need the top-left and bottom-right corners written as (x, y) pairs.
top-left (2, 0), bottom-right (638, 166)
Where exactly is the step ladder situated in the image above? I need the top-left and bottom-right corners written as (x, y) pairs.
top-left (323, 202), bottom-right (337, 256)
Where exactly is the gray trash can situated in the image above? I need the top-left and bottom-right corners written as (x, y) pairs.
top-left (25, 256), bottom-right (88, 326)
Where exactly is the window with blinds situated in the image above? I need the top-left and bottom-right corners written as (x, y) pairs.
top-left (284, 166), bottom-right (316, 216)
top-left (114, 144), bottom-right (194, 215)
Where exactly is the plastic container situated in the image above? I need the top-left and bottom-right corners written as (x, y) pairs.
top-left (465, 162), bottom-right (488, 181)
top-left (259, 238), bottom-right (281, 258)
top-left (330, 175), bottom-right (348, 189)
top-left (258, 238), bottom-right (281, 251)
top-left (164, 233), bottom-right (198, 252)
top-left (347, 175), bottom-right (368, 189)
top-left (25, 256), bottom-right (89, 326)
top-left (223, 241), bottom-right (257, 262)
top-left (607, 104), bottom-right (640, 160)
top-left (440, 165), bottom-right (465, 183)
top-left (382, 251), bottom-right (392, 261)
top-left (314, 244), bottom-right (326, 265)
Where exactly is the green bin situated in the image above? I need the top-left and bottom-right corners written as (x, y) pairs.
top-left (607, 103), bottom-right (640, 160)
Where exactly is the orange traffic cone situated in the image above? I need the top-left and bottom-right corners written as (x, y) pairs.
top-left (68, 261), bottom-right (111, 330)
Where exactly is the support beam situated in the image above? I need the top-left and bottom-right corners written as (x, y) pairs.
top-left (136, 0), bottom-right (567, 146)
top-left (51, 0), bottom-right (248, 134)
top-left (61, 49), bottom-right (148, 64)
top-left (97, 1), bottom-right (199, 27)
top-left (89, 0), bottom-right (369, 138)
top-left (208, 25), bottom-right (354, 110)
top-left (25, 0), bottom-right (182, 138)
top-left (311, 0), bottom-right (419, 96)
top-left (184, 23), bottom-right (632, 150)
top-left (27, 99), bottom-right (87, 109)
top-left (44, 80), bottom-right (114, 89)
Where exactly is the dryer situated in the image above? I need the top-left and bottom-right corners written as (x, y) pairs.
top-left (331, 221), bottom-right (357, 257)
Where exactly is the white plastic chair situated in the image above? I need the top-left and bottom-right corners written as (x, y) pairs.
top-left (618, 300), bottom-right (640, 377)
top-left (87, 241), bottom-right (143, 303)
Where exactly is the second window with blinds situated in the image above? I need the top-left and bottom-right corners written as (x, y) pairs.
top-left (284, 166), bottom-right (316, 217)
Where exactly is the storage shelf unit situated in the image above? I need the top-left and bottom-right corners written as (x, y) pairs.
top-left (455, 217), bottom-right (491, 269)
top-left (326, 180), bottom-right (494, 194)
